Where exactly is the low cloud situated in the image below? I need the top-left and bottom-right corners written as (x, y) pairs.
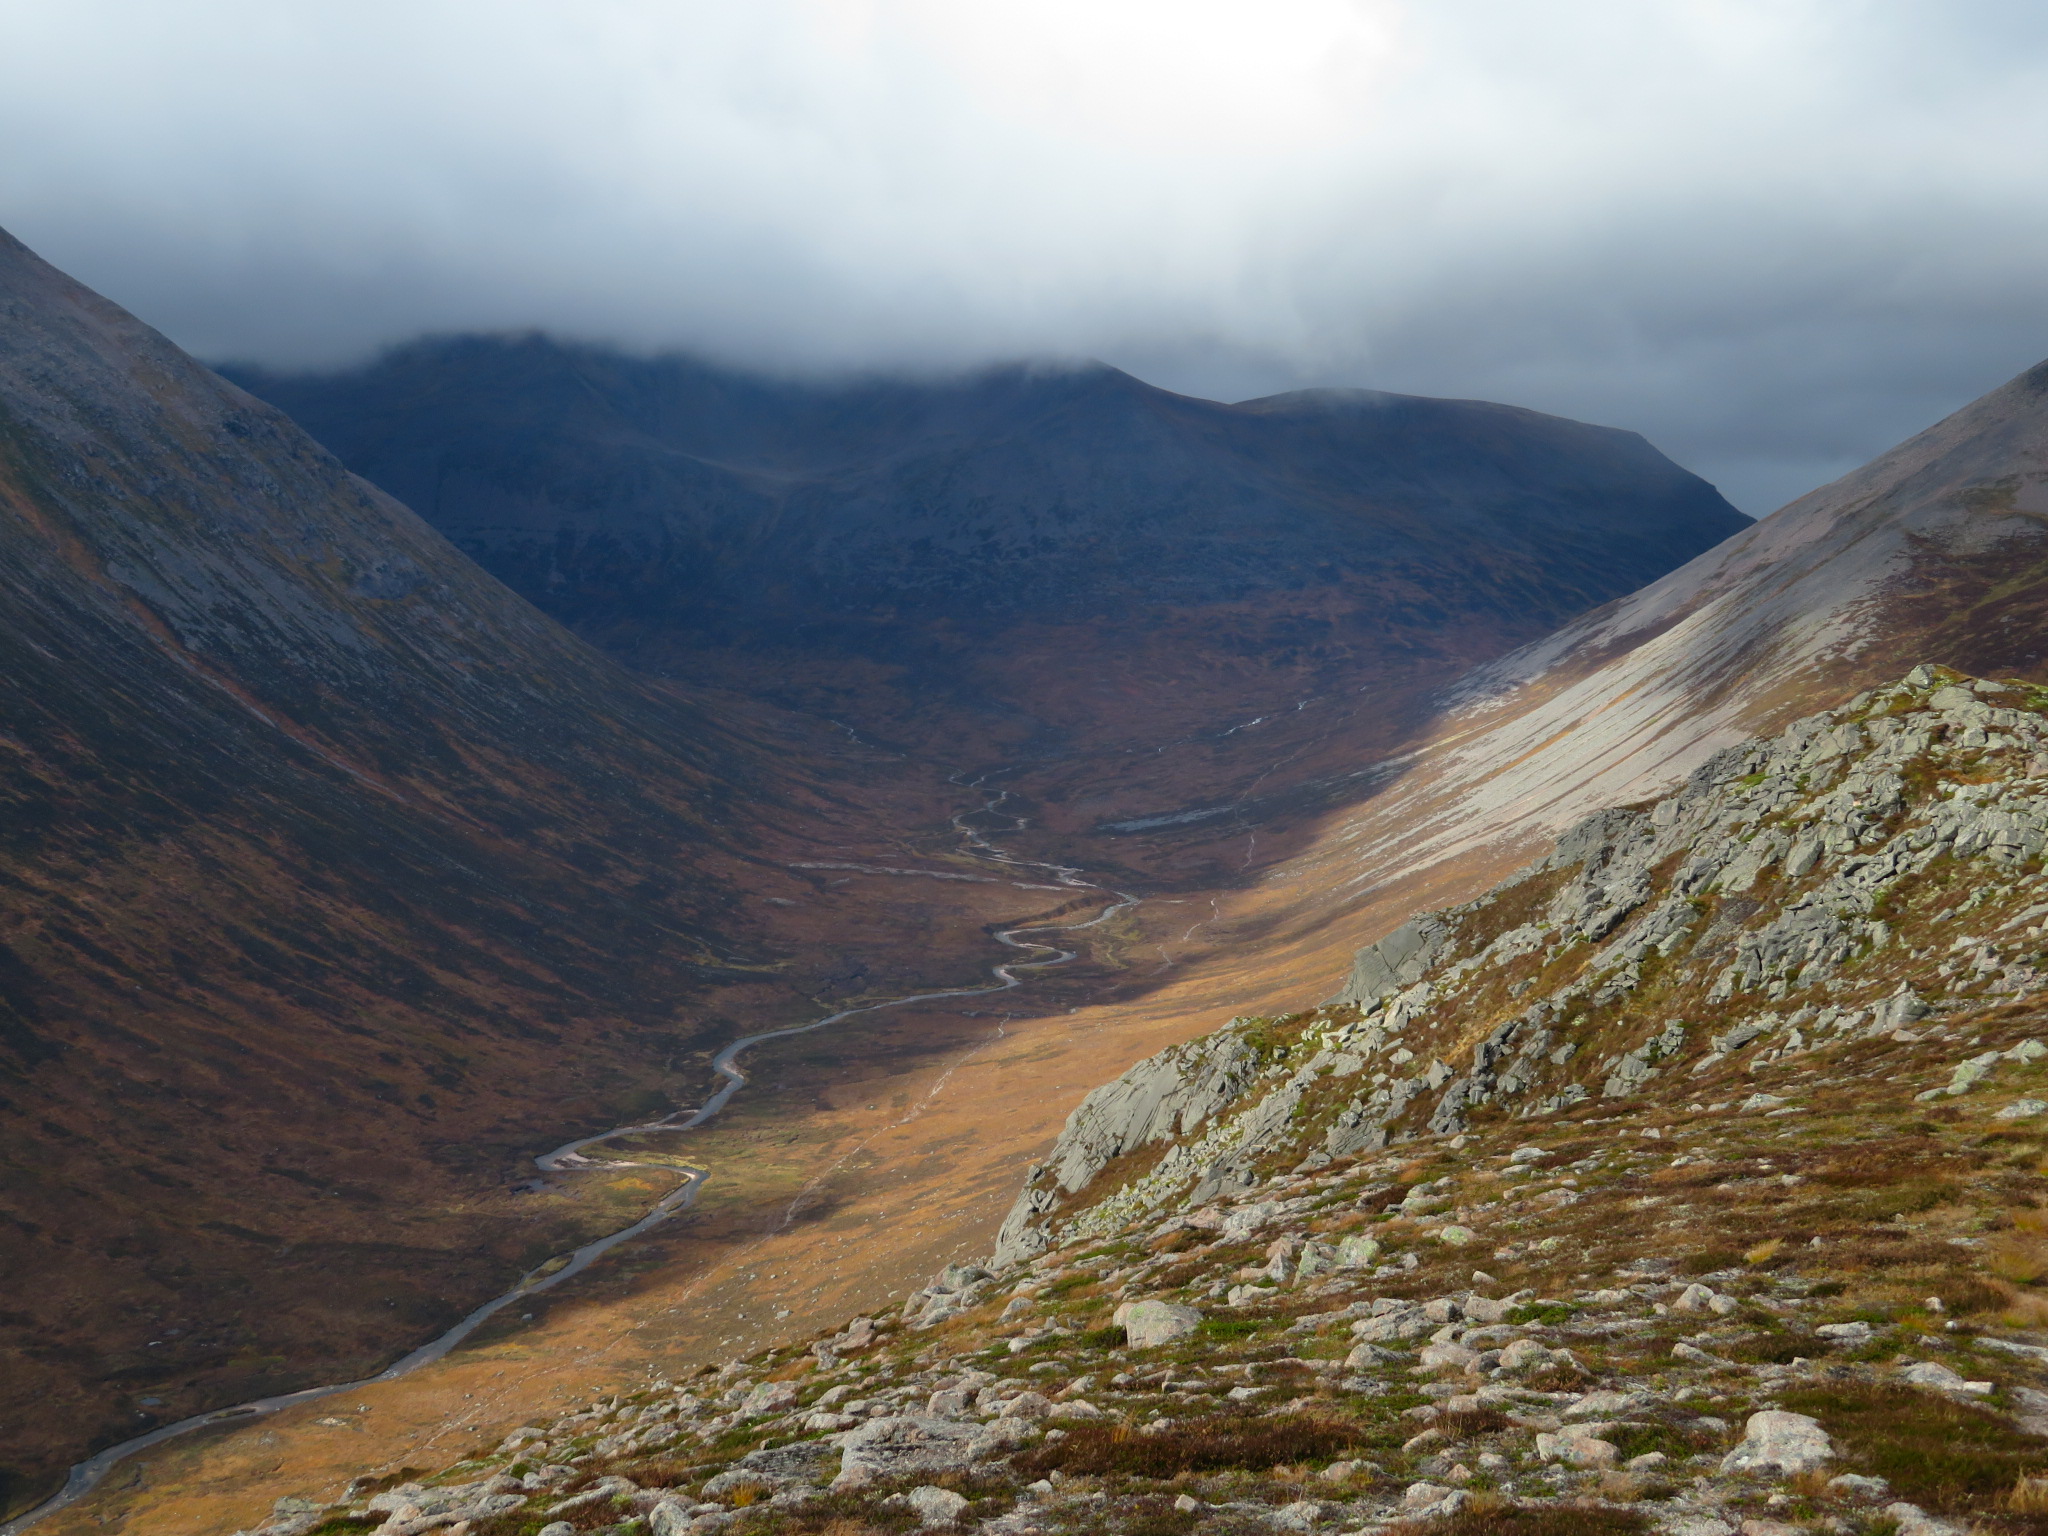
top-left (5, 0), bottom-right (2048, 511)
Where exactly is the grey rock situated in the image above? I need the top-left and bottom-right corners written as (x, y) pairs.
top-left (1899, 1361), bottom-right (1994, 1395)
top-left (1122, 1300), bottom-right (1204, 1347)
top-left (906, 1485), bottom-right (972, 1526)
top-left (993, 1032), bottom-right (1263, 1264)
top-left (1335, 916), bottom-right (1453, 1007)
top-left (833, 1416), bottom-right (993, 1489)
top-left (1720, 1410), bottom-right (1832, 1475)
top-left (1884, 1502), bottom-right (1966, 1536)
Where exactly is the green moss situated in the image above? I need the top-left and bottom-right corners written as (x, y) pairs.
top-left (1196, 1318), bottom-right (1266, 1341)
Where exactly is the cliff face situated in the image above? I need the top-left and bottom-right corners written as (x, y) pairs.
top-left (0, 226), bottom-right (853, 1512)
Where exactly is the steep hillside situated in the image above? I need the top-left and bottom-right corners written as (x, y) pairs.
top-left (1256, 356), bottom-right (2048, 946)
top-left (223, 673), bottom-right (2048, 1536)
top-left (0, 226), bottom-right (1014, 1515)
top-left (223, 339), bottom-right (1749, 856)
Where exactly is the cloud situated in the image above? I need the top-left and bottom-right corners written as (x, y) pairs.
top-left (5, 0), bottom-right (2048, 511)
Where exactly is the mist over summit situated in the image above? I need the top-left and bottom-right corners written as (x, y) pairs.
top-left (226, 334), bottom-right (1748, 794)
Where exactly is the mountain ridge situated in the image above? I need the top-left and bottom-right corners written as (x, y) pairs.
top-left (223, 335), bottom-right (1751, 862)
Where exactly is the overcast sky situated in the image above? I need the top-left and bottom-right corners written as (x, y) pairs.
top-left (6, 0), bottom-right (2048, 513)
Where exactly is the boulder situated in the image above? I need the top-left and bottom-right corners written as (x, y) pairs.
top-left (1417, 1342), bottom-right (1478, 1372)
top-left (907, 1486), bottom-right (971, 1526)
top-left (1496, 1338), bottom-right (1556, 1372)
top-left (1335, 1235), bottom-right (1382, 1268)
top-left (1535, 1430), bottom-right (1618, 1468)
top-left (1352, 1308), bottom-right (1432, 1343)
top-left (997, 1391), bottom-right (1054, 1420)
top-left (1721, 1410), bottom-right (1833, 1475)
top-left (741, 1380), bottom-right (800, 1416)
top-left (1122, 1300), bottom-right (1204, 1348)
top-left (1564, 1390), bottom-right (1649, 1420)
top-left (1345, 1342), bottom-right (1405, 1370)
top-left (1461, 1294), bottom-right (1510, 1324)
top-left (833, 1416), bottom-right (990, 1489)
top-left (1270, 1499), bottom-right (1328, 1530)
top-left (1884, 1503), bottom-right (1966, 1536)
top-left (1900, 1361), bottom-right (1994, 1396)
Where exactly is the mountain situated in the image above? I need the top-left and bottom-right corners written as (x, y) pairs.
top-left (223, 339), bottom-right (1751, 859)
top-left (0, 227), bottom-right (951, 1516)
top-left (222, 672), bottom-right (2048, 1536)
top-left (1052, 353), bottom-right (2048, 1091)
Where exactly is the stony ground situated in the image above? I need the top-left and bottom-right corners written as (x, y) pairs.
top-left (245, 673), bottom-right (2048, 1536)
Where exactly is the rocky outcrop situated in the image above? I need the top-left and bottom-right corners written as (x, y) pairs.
top-left (1333, 916), bottom-right (1453, 1007)
top-left (998, 668), bottom-right (2048, 1256)
top-left (992, 1031), bottom-right (1265, 1265)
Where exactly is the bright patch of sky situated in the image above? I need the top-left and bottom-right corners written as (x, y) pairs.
top-left (5, 0), bottom-right (2048, 511)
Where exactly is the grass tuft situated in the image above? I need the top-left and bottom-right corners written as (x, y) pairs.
top-left (1779, 1381), bottom-right (2048, 1529)
top-left (1016, 1414), bottom-right (1380, 1478)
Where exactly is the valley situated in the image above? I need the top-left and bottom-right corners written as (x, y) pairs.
top-left (10, 215), bottom-right (2048, 1536)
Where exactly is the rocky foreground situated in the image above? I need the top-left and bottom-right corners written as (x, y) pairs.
top-left (246, 670), bottom-right (2048, 1536)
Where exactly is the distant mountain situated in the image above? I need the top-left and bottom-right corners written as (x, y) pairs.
top-left (1142, 354), bottom-right (2048, 1067)
top-left (0, 230), bottom-right (859, 1514)
top-left (225, 339), bottom-right (1751, 829)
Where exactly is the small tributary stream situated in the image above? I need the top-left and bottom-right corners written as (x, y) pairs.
top-left (3, 792), bottom-right (1138, 1534)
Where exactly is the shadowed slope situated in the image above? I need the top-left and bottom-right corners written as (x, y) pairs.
top-left (225, 339), bottom-right (1750, 834)
top-left (0, 227), bottom-right (880, 1514)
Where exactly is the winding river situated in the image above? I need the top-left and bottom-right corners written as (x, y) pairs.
top-left (2, 792), bottom-right (1137, 1536)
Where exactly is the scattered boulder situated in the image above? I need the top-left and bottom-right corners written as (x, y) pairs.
top-left (1461, 1294), bottom-right (1511, 1324)
top-left (1564, 1390), bottom-right (1648, 1420)
top-left (1885, 1502), bottom-right (1966, 1536)
top-left (1121, 1300), bottom-right (1203, 1348)
top-left (1900, 1361), bottom-right (1995, 1396)
top-left (1720, 1410), bottom-right (1833, 1475)
top-left (1353, 1307), bottom-right (1432, 1344)
top-left (834, 1416), bottom-right (991, 1489)
top-left (740, 1380), bottom-right (800, 1416)
top-left (1535, 1429), bottom-right (1618, 1468)
top-left (1417, 1341), bottom-right (1478, 1372)
top-left (906, 1485), bottom-right (971, 1527)
top-left (1497, 1338), bottom-right (1559, 1372)
top-left (1270, 1499), bottom-right (1328, 1530)
top-left (1674, 1283), bottom-right (1717, 1313)
top-left (1335, 1235), bottom-right (1382, 1268)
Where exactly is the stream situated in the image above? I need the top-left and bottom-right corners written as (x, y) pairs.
top-left (2, 791), bottom-right (1137, 1535)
